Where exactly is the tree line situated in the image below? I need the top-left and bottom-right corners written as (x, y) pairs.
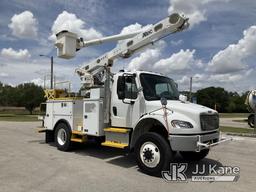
top-left (0, 82), bottom-right (45, 114)
top-left (194, 87), bottom-right (248, 113)
top-left (0, 82), bottom-right (249, 114)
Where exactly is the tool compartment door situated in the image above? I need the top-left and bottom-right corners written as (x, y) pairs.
top-left (83, 99), bottom-right (104, 136)
top-left (44, 101), bottom-right (54, 130)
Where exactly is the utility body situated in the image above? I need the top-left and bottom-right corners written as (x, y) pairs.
top-left (39, 13), bottom-right (230, 175)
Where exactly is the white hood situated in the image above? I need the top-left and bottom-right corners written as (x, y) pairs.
top-left (145, 100), bottom-right (216, 115)
top-left (144, 100), bottom-right (217, 134)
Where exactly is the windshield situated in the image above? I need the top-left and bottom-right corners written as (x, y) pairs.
top-left (140, 73), bottom-right (179, 101)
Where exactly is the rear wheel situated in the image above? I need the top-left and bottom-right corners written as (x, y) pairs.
top-left (135, 132), bottom-right (173, 176)
top-left (248, 114), bottom-right (255, 128)
top-left (180, 149), bottom-right (209, 161)
top-left (55, 122), bottom-right (72, 151)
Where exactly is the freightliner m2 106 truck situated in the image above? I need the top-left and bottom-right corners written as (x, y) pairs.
top-left (39, 13), bottom-right (230, 175)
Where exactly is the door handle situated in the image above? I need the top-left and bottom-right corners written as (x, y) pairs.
top-left (113, 106), bottom-right (117, 116)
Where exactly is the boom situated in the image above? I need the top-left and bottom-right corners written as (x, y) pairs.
top-left (55, 13), bottom-right (189, 87)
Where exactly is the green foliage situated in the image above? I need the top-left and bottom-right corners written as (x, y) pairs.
top-left (220, 126), bottom-right (253, 134)
top-left (0, 82), bottom-right (45, 114)
top-left (195, 87), bottom-right (248, 113)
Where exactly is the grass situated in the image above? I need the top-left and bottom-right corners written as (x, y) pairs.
top-left (219, 113), bottom-right (250, 118)
top-left (0, 114), bottom-right (39, 122)
top-left (0, 107), bottom-right (42, 121)
top-left (220, 126), bottom-right (254, 134)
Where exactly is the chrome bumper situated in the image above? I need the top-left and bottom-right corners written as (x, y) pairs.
top-left (169, 132), bottom-right (232, 152)
top-left (196, 136), bottom-right (233, 152)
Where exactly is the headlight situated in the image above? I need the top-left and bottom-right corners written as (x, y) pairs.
top-left (171, 120), bottom-right (193, 128)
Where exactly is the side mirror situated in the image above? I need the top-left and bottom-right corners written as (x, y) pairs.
top-left (160, 97), bottom-right (167, 106)
top-left (179, 94), bottom-right (187, 102)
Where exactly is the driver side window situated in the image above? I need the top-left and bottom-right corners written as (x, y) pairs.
top-left (117, 76), bottom-right (138, 99)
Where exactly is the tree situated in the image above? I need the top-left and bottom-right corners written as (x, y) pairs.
top-left (0, 83), bottom-right (17, 106)
top-left (17, 83), bottom-right (45, 114)
top-left (195, 87), bottom-right (229, 112)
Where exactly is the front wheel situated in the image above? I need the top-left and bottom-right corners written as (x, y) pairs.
top-left (180, 149), bottom-right (209, 161)
top-left (248, 114), bottom-right (255, 128)
top-left (135, 133), bottom-right (173, 176)
top-left (55, 123), bottom-right (72, 151)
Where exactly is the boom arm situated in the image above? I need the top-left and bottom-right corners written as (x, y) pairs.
top-left (80, 30), bottom-right (142, 48)
top-left (55, 13), bottom-right (189, 87)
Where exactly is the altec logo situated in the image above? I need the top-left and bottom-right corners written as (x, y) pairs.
top-left (162, 163), bottom-right (240, 182)
top-left (142, 29), bottom-right (153, 38)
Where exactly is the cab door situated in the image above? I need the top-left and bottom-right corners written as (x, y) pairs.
top-left (111, 74), bottom-right (141, 128)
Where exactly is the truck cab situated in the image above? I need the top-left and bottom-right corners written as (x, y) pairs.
top-left (111, 71), bottom-right (220, 151)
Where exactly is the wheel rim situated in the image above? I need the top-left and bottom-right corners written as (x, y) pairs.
top-left (140, 141), bottom-right (160, 168)
top-left (249, 117), bottom-right (254, 127)
top-left (57, 128), bottom-right (67, 146)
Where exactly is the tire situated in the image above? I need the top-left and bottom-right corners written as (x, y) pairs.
top-left (45, 130), bottom-right (54, 143)
top-left (248, 114), bottom-right (255, 128)
top-left (135, 132), bottom-right (173, 176)
top-left (180, 149), bottom-right (209, 161)
top-left (54, 122), bottom-right (72, 151)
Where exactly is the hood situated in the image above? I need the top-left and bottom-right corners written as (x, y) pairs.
top-left (144, 100), bottom-right (218, 134)
top-left (146, 100), bottom-right (216, 115)
top-left (146, 100), bottom-right (217, 120)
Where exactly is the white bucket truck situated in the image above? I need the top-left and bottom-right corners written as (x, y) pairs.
top-left (39, 13), bottom-right (230, 175)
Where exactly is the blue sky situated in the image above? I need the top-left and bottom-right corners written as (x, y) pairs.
top-left (0, 0), bottom-right (256, 92)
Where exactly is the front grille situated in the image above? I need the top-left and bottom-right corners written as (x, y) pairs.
top-left (200, 113), bottom-right (219, 131)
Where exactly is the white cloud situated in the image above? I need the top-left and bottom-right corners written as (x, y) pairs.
top-left (176, 74), bottom-right (205, 90)
top-left (1, 48), bottom-right (31, 60)
top-left (8, 11), bottom-right (38, 39)
top-left (153, 49), bottom-right (202, 74)
top-left (118, 23), bottom-right (151, 45)
top-left (49, 11), bottom-right (103, 41)
top-left (208, 73), bottom-right (243, 83)
top-left (208, 25), bottom-right (256, 74)
top-left (0, 72), bottom-right (9, 77)
top-left (193, 73), bottom-right (205, 81)
top-left (119, 23), bottom-right (143, 35)
top-left (176, 75), bottom-right (190, 84)
top-left (176, 70), bottom-right (251, 91)
top-left (245, 69), bottom-right (253, 76)
top-left (0, 57), bottom-right (81, 90)
top-left (168, 0), bottom-right (228, 27)
top-left (170, 39), bottom-right (183, 46)
top-left (177, 73), bottom-right (206, 84)
top-left (30, 78), bottom-right (44, 86)
top-left (127, 48), bottom-right (161, 71)
top-left (126, 40), bottom-right (166, 71)
top-left (126, 45), bottom-right (201, 76)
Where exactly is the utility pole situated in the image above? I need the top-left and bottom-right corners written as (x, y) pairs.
top-left (43, 75), bottom-right (46, 89)
top-left (50, 56), bottom-right (53, 89)
top-left (254, 111), bottom-right (256, 134)
top-left (40, 55), bottom-right (54, 89)
top-left (189, 76), bottom-right (192, 102)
